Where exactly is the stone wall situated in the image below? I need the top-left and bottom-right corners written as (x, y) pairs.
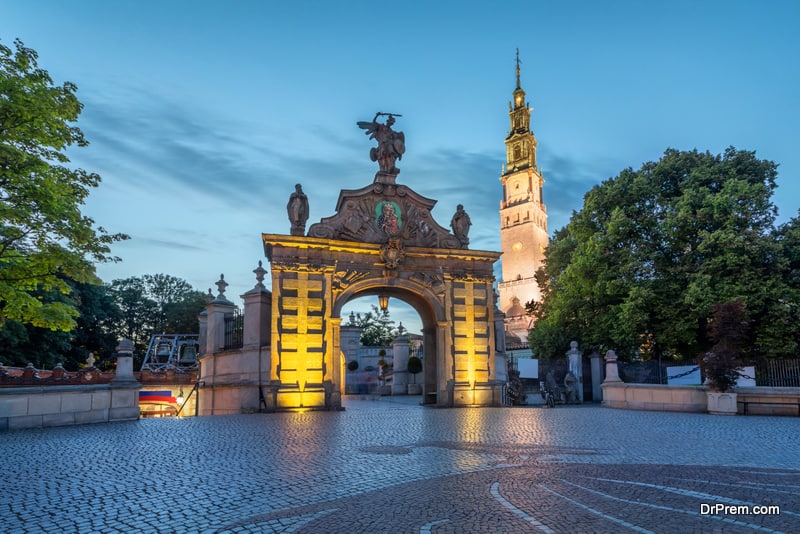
top-left (601, 382), bottom-right (708, 413)
top-left (0, 383), bottom-right (140, 430)
top-left (0, 339), bottom-right (141, 430)
top-left (601, 351), bottom-right (800, 416)
top-left (197, 347), bottom-right (268, 415)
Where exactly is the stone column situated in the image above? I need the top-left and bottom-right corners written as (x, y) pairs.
top-left (391, 332), bottom-right (410, 395)
top-left (494, 309), bottom-right (507, 354)
top-left (112, 339), bottom-right (138, 385)
top-left (110, 339), bottom-right (141, 422)
top-left (590, 350), bottom-right (603, 402)
top-left (340, 315), bottom-right (362, 395)
top-left (328, 317), bottom-right (343, 409)
top-left (197, 289), bottom-right (213, 355)
top-left (437, 321), bottom-right (452, 406)
top-left (197, 310), bottom-right (208, 354)
top-left (422, 325), bottom-right (437, 403)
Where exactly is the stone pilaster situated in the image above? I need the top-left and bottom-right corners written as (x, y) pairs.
top-left (242, 261), bottom-right (272, 349)
top-left (205, 274), bottom-right (236, 355)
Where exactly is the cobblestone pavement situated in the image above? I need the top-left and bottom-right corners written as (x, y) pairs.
top-left (1, 397), bottom-right (799, 533)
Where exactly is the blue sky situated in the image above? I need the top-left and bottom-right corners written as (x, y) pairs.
top-left (4, 1), bottom-right (799, 335)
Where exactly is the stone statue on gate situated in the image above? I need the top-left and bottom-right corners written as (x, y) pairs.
top-left (287, 183), bottom-right (309, 236)
top-left (450, 204), bottom-right (471, 247)
top-left (357, 112), bottom-right (405, 182)
top-left (564, 371), bottom-right (580, 404)
top-left (565, 340), bottom-right (583, 402)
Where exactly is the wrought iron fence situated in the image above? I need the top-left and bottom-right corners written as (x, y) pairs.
top-left (617, 360), bottom-right (698, 385)
top-left (224, 308), bottom-right (244, 350)
top-left (617, 358), bottom-right (800, 387)
top-left (756, 359), bottom-right (800, 387)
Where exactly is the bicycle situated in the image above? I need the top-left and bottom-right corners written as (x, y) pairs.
top-left (540, 382), bottom-right (556, 408)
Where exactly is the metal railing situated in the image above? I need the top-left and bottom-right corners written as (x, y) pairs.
top-left (223, 308), bottom-right (244, 350)
top-left (617, 358), bottom-right (800, 387)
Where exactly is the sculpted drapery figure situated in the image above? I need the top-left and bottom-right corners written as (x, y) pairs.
top-left (287, 183), bottom-right (309, 236)
top-left (357, 113), bottom-right (405, 180)
top-left (450, 204), bottom-right (472, 247)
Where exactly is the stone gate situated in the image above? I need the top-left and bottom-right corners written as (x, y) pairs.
top-left (199, 115), bottom-right (505, 412)
top-left (264, 179), bottom-right (503, 410)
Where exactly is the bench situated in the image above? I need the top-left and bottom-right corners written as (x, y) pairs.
top-left (740, 397), bottom-right (800, 416)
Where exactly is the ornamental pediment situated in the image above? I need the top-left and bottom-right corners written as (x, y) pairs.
top-left (307, 182), bottom-right (463, 249)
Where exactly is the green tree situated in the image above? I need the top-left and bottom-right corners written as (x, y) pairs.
top-left (0, 277), bottom-right (121, 370)
top-left (108, 274), bottom-right (205, 353)
top-left (770, 213), bottom-right (800, 354)
top-left (356, 305), bottom-right (398, 346)
top-left (0, 38), bottom-right (127, 330)
top-left (407, 356), bottom-right (422, 384)
top-left (530, 148), bottom-right (792, 361)
top-left (141, 273), bottom-right (203, 333)
top-left (108, 277), bottom-right (157, 350)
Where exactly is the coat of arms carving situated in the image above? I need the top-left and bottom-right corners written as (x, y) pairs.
top-left (380, 238), bottom-right (405, 273)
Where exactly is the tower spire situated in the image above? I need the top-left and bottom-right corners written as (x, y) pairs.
top-left (498, 50), bottom-right (548, 334)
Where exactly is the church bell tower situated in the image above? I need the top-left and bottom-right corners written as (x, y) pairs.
top-left (498, 50), bottom-right (549, 340)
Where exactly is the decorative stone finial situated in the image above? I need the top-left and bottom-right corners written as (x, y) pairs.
top-left (116, 339), bottom-right (134, 354)
top-left (253, 260), bottom-right (267, 289)
top-left (112, 339), bottom-right (138, 384)
top-left (86, 352), bottom-right (96, 368)
top-left (215, 274), bottom-right (228, 298)
top-left (205, 288), bottom-right (214, 304)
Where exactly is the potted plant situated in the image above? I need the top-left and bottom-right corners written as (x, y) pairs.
top-left (698, 301), bottom-right (748, 415)
top-left (377, 354), bottom-right (391, 396)
top-left (407, 356), bottom-right (422, 395)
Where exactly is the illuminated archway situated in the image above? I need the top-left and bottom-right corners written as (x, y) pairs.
top-left (262, 182), bottom-right (502, 410)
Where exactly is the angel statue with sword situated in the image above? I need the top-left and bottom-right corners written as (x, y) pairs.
top-left (357, 112), bottom-right (405, 181)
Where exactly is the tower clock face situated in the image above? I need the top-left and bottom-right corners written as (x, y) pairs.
top-left (512, 241), bottom-right (523, 252)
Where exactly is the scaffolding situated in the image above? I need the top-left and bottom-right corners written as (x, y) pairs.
top-left (141, 334), bottom-right (200, 372)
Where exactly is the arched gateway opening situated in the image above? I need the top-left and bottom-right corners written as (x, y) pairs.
top-left (199, 115), bottom-right (506, 412)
